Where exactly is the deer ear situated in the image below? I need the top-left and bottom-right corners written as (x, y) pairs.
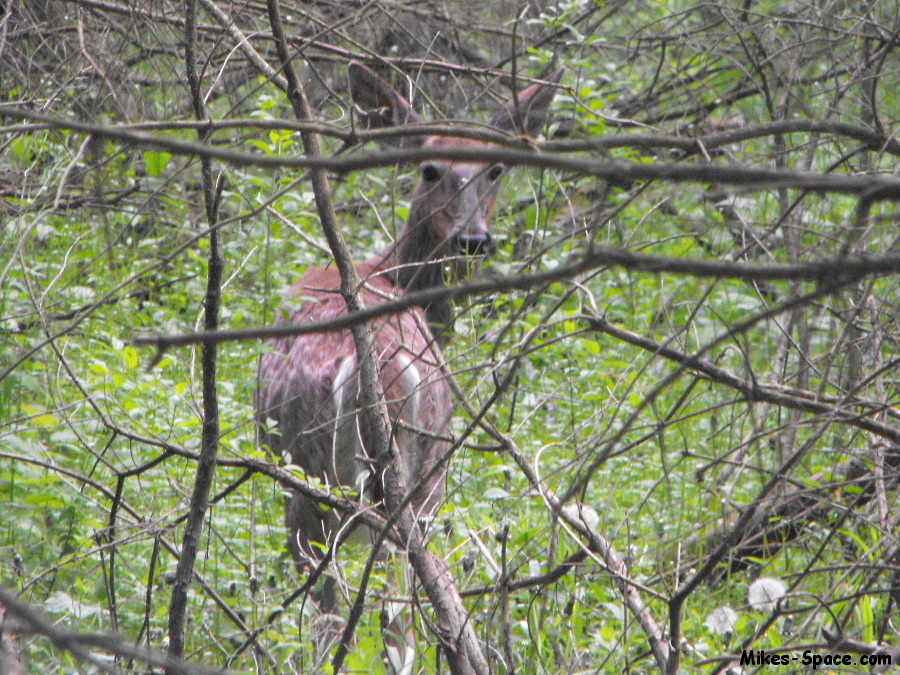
top-left (348, 62), bottom-right (425, 142)
top-left (490, 67), bottom-right (564, 137)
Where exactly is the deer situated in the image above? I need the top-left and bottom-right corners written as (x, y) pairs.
top-left (255, 61), bottom-right (560, 671)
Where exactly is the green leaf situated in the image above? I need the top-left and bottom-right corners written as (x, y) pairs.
top-left (121, 345), bottom-right (140, 369)
top-left (22, 404), bottom-right (58, 428)
top-left (88, 360), bottom-right (108, 376)
top-left (24, 492), bottom-right (66, 508)
top-left (143, 150), bottom-right (173, 177)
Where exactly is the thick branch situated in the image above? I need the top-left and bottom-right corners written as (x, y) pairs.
top-left (167, 0), bottom-right (224, 661)
top-left (8, 117), bottom-right (900, 160)
top-left (5, 107), bottom-right (900, 197)
top-left (133, 247), bottom-right (900, 353)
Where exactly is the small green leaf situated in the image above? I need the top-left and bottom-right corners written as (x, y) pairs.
top-left (89, 361), bottom-right (108, 376)
top-left (121, 345), bottom-right (140, 369)
top-left (144, 150), bottom-right (173, 177)
top-left (22, 404), bottom-right (58, 428)
top-left (25, 492), bottom-right (65, 508)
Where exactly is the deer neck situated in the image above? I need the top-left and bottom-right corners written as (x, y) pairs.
top-left (372, 222), bottom-right (452, 344)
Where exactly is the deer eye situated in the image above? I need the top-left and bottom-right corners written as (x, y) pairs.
top-left (487, 164), bottom-right (505, 181)
top-left (421, 164), bottom-right (441, 182)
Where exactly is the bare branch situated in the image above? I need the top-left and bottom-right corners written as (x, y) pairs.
top-left (4, 107), bottom-right (900, 196)
top-left (134, 248), bottom-right (900, 352)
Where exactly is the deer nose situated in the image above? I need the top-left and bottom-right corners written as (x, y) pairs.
top-left (452, 232), bottom-right (494, 256)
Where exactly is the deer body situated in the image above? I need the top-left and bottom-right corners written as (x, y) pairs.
top-left (256, 62), bottom-right (559, 668)
top-left (259, 258), bottom-right (452, 561)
